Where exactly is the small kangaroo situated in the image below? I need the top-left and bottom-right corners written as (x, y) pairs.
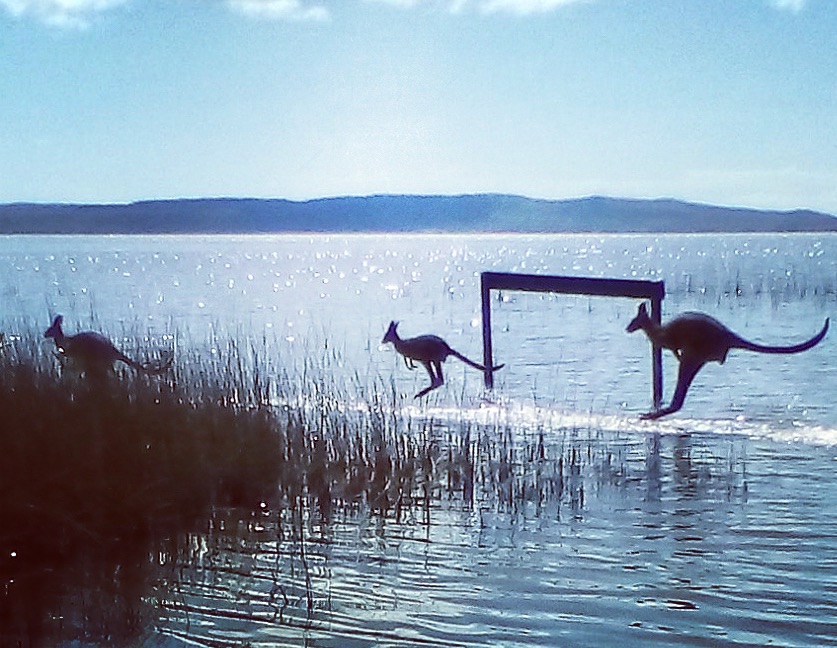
top-left (45, 315), bottom-right (171, 379)
top-left (382, 321), bottom-right (504, 398)
top-left (627, 303), bottom-right (829, 420)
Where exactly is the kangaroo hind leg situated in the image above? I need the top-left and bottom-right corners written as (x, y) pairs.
top-left (414, 361), bottom-right (444, 399)
top-left (641, 358), bottom-right (705, 420)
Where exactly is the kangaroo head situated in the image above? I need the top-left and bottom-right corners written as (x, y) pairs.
top-left (626, 303), bottom-right (650, 333)
top-left (382, 321), bottom-right (399, 344)
top-left (45, 314), bottom-right (64, 340)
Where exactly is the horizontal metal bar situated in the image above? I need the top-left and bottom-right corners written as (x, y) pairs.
top-left (480, 271), bottom-right (665, 409)
top-left (481, 271), bottom-right (665, 300)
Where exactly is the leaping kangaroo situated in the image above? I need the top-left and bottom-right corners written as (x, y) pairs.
top-left (45, 315), bottom-right (172, 379)
top-left (382, 321), bottom-right (505, 398)
top-left (627, 303), bottom-right (829, 420)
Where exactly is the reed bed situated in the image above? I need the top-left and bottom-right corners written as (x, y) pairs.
top-left (0, 322), bottom-right (625, 646)
top-left (0, 328), bottom-right (288, 644)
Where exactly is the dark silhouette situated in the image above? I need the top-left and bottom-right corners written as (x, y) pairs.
top-left (626, 303), bottom-right (829, 420)
top-left (44, 315), bottom-right (171, 379)
top-left (382, 321), bottom-right (504, 398)
top-left (4, 196), bottom-right (837, 234)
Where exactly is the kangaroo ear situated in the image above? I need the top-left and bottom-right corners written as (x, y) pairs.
top-left (638, 303), bottom-right (648, 315)
top-left (52, 315), bottom-right (63, 326)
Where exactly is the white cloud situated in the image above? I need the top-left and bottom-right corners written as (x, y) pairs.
top-left (373, 0), bottom-right (808, 15)
top-left (0, 0), bottom-right (125, 27)
top-left (365, 0), bottom-right (424, 7)
top-left (0, 0), bottom-right (584, 27)
top-left (3, 0), bottom-right (796, 29)
top-left (366, 0), bottom-right (586, 14)
top-left (769, 0), bottom-right (805, 12)
top-left (478, 0), bottom-right (586, 14)
top-left (0, 0), bottom-right (331, 25)
top-left (225, 0), bottom-right (329, 21)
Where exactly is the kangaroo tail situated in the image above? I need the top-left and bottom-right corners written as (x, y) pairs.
top-left (142, 357), bottom-right (174, 374)
top-left (119, 352), bottom-right (173, 374)
top-left (736, 318), bottom-right (829, 354)
top-left (449, 349), bottom-right (505, 372)
top-left (117, 353), bottom-right (145, 372)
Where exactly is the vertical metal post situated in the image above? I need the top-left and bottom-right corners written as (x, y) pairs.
top-left (650, 292), bottom-right (664, 409)
top-left (481, 274), bottom-right (494, 389)
top-left (478, 272), bottom-right (665, 409)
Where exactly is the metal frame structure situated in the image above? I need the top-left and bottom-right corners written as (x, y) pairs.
top-left (480, 271), bottom-right (666, 408)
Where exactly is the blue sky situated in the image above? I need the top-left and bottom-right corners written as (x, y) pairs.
top-left (1, 0), bottom-right (835, 214)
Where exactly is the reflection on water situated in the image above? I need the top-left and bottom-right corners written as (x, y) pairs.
top-left (1, 233), bottom-right (836, 646)
top-left (1, 233), bottom-right (834, 428)
top-left (3, 385), bottom-right (837, 646)
top-left (173, 420), bottom-right (833, 646)
top-left (2, 535), bottom-right (146, 645)
top-left (149, 416), bottom-right (837, 648)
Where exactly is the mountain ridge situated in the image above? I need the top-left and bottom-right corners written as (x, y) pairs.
top-left (0, 194), bottom-right (835, 234)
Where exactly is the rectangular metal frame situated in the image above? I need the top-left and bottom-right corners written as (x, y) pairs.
top-left (480, 271), bottom-right (665, 408)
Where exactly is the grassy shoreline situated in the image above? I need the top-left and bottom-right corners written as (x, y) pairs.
top-left (0, 324), bottom-right (611, 646)
top-left (0, 329), bottom-right (289, 643)
top-left (0, 325), bottom-right (442, 644)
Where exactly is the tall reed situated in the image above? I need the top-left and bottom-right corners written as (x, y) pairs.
top-left (0, 321), bottom-right (627, 645)
top-left (0, 327), bottom-right (284, 644)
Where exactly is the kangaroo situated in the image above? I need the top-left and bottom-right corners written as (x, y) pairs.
top-left (45, 315), bottom-right (172, 379)
top-left (382, 321), bottom-right (504, 398)
top-left (627, 302), bottom-right (829, 420)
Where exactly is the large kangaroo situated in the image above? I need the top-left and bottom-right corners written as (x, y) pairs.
top-left (45, 315), bottom-right (171, 379)
top-left (626, 303), bottom-right (829, 420)
top-left (382, 321), bottom-right (504, 398)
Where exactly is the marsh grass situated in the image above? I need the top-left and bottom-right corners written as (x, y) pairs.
top-left (0, 322), bottom-right (637, 646)
top-left (0, 328), bottom-right (285, 645)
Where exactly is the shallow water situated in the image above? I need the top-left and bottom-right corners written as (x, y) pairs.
top-left (1, 232), bottom-right (835, 646)
top-left (1, 232), bottom-right (834, 427)
top-left (157, 415), bottom-right (837, 647)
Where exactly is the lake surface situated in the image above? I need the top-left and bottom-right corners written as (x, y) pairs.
top-left (1, 232), bottom-right (836, 646)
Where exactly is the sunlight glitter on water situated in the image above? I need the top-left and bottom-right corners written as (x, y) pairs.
top-left (1, 232), bottom-right (836, 646)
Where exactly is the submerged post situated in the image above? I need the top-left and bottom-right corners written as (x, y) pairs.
top-left (480, 272), bottom-right (665, 410)
top-left (481, 275), bottom-right (494, 390)
top-left (649, 294), bottom-right (664, 409)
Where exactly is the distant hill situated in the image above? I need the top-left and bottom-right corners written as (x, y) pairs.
top-left (1, 195), bottom-right (835, 234)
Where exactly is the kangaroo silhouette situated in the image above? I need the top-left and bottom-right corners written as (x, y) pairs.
top-left (627, 303), bottom-right (829, 419)
top-left (45, 315), bottom-right (171, 379)
top-left (382, 321), bottom-right (504, 398)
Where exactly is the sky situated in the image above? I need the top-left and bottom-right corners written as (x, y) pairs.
top-left (0, 0), bottom-right (835, 214)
